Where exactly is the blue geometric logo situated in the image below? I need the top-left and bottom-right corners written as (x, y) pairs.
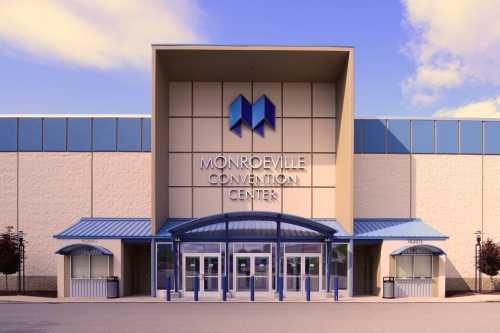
top-left (229, 94), bottom-right (275, 137)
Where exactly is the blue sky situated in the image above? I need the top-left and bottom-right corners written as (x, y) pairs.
top-left (0, 0), bottom-right (499, 117)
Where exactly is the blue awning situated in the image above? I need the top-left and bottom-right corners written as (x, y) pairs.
top-left (391, 244), bottom-right (446, 256)
top-left (55, 244), bottom-right (113, 256)
top-left (353, 218), bottom-right (448, 240)
top-left (54, 217), bottom-right (152, 239)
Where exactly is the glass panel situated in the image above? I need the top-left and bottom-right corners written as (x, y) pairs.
top-left (142, 118), bottom-right (151, 152)
top-left (185, 277), bottom-right (195, 291)
top-left (414, 255), bottom-right (432, 278)
top-left (354, 119), bottom-right (363, 153)
top-left (234, 243), bottom-right (271, 253)
top-left (204, 256), bottom-right (219, 276)
top-left (255, 277), bottom-right (269, 291)
top-left (71, 255), bottom-right (89, 278)
top-left (254, 257), bottom-right (269, 276)
top-left (387, 120), bottom-right (410, 153)
top-left (19, 118), bottom-right (42, 151)
top-left (285, 244), bottom-right (321, 253)
top-left (364, 119), bottom-right (386, 153)
top-left (117, 118), bottom-right (141, 152)
top-left (43, 118), bottom-right (66, 152)
top-left (286, 276), bottom-right (301, 292)
top-left (93, 118), bottom-right (117, 151)
top-left (484, 122), bottom-right (500, 154)
top-left (460, 121), bottom-right (482, 154)
top-left (236, 257), bottom-right (250, 276)
top-left (412, 120), bottom-right (434, 153)
top-left (305, 257), bottom-right (319, 275)
top-left (396, 256), bottom-right (413, 278)
top-left (330, 244), bottom-right (348, 290)
top-left (436, 120), bottom-right (458, 153)
top-left (182, 243), bottom-right (220, 253)
top-left (68, 118), bottom-right (91, 151)
top-left (185, 256), bottom-right (200, 276)
top-left (0, 118), bottom-right (17, 151)
top-left (90, 255), bottom-right (108, 278)
top-left (157, 244), bottom-right (174, 290)
top-left (237, 277), bottom-right (250, 291)
top-left (286, 256), bottom-right (301, 276)
top-left (203, 277), bottom-right (218, 291)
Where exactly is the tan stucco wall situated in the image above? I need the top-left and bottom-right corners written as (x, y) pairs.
top-left (0, 153), bottom-right (17, 232)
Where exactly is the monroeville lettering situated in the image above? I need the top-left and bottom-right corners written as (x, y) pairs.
top-left (200, 155), bottom-right (305, 170)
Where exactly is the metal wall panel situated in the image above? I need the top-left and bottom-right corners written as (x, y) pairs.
top-left (395, 278), bottom-right (433, 297)
top-left (70, 279), bottom-right (107, 297)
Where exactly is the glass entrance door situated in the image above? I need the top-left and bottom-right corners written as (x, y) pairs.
top-left (284, 254), bottom-right (322, 295)
top-left (234, 254), bottom-right (271, 294)
top-left (183, 254), bottom-right (220, 295)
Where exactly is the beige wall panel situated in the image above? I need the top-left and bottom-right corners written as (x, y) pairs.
top-left (312, 83), bottom-right (336, 117)
top-left (253, 82), bottom-right (282, 116)
top-left (253, 188), bottom-right (282, 213)
top-left (0, 153), bottom-right (17, 231)
top-left (193, 187), bottom-right (222, 217)
top-left (169, 81), bottom-right (192, 117)
top-left (169, 118), bottom-right (191, 151)
top-left (283, 82), bottom-right (311, 117)
top-left (253, 117), bottom-right (282, 152)
top-left (283, 187), bottom-right (311, 218)
top-left (193, 153), bottom-right (222, 186)
top-left (283, 118), bottom-right (311, 152)
top-left (354, 154), bottom-right (411, 218)
top-left (223, 82), bottom-right (251, 114)
top-left (93, 153), bottom-right (151, 217)
top-left (312, 154), bottom-right (336, 187)
top-left (19, 153), bottom-right (92, 276)
top-left (168, 153), bottom-right (192, 186)
top-left (193, 118), bottom-right (222, 152)
top-left (223, 188), bottom-right (252, 212)
top-left (169, 187), bottom-right (192, 218)
top-left (483, 156), bottom-right (500, 241)
top-left (313, 118), bottom-right (336, 153)
top-left (412, 155), bottom-right (481, 279)
top-left (312, 188), bottom-right (335, 218)
top-left (193, 82), bottom-right (222, 116)
top-left (223, 120), bottom-right (251, 152)
top-left (283, 153), bottom-right (312, 187)
top-left (252, 153), bottom-right (283, 187)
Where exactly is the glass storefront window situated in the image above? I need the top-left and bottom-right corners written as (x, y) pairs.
top-left (71, 255), bottom-right (89, 279)
top-left (414, 255), bottom-right (432, 278)
top-left (285, 243), bottom-right (321, 253)
top-left (396, 255), bottom-right (433, 278)
top-left (396, 256), bottom-right (413, 278)
top-left (90, 256), bottom-right (108, 278)
top-left (157, 243), bottom-right (174, 290)
top-left (233, 243), bottom-right (271, 253)
top-left (182, 243), bottom-right (220, 253)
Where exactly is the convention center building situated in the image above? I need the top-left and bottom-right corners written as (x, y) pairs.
top-left (1, 45), bottom-right (499, 299)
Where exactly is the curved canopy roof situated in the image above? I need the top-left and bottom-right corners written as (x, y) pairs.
top-left (55, 244), bottom-right (113, 256)
top-left (167, 211), bottom-right (337, 240)
top-left (391, 244), bottom-right (446, 256)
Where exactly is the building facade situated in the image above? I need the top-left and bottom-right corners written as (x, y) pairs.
top-left (0, 45), bottom-right (498, 299)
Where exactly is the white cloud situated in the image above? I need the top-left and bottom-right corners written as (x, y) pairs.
top-left (0, 0), bottom-right (203, 70)
top-left (434, 96), bottom-right (500, 118)
top-left (402, 0), bottom-right (500, 105)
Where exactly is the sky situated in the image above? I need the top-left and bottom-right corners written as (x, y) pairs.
top-left (0, 0), bottom-right (499, 117)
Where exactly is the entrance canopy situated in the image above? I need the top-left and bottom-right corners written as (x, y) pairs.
top-left (162, 211), bottom-right (338, 242)
top-left (391, 244), bottom-right (446, 256)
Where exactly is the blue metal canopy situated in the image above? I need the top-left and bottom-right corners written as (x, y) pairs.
top-left (353, 218), bottom-right (448, 240)
top-left (391, 244), bottom-right (446, 256)
top-left (55, 243), bottom-right (113, 256)
top-left (54, 217), bottom-right (152, 239)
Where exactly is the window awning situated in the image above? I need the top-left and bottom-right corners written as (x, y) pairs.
top-left (391, 244), bottom-right (446, 256)
top-left (353, 218), bottom-right (448, 240)
top-left (55, 244), bottom-right (113, 256)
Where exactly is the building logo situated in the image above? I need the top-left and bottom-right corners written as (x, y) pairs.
top-left (229, 95), bottom-right (275, 136)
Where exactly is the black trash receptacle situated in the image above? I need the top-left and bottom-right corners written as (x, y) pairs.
top-left (383, 277), bottom-right (395, 299)
top-left (106, 276), bottom-right (119, 298)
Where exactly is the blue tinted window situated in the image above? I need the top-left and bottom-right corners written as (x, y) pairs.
top-left (93, 118), bottom-right (117, 151)
top-left (354, 119), bottom-right (363, 153)
top-left (460, 121), bottom-right (482, 154)
top-left (484, 122), bottom-right (500, 154)
top-left (436, 120), bottom-right (458, 154)
top-left (117, 118), bottom-right (141, 151)
top-left (68, 118), bottom-right (92, 151)
top-left (19, 118), bottom-right (42, 151)
top-left (363, 119), bottom-right (386, 153)
top-left (43, 118), bottom-right (66, 151)
top-left (0, 118), bottom-right (18, 151)
top-left (412, 120), bottom-right (434, 153)
top-left (387, 120), bottom-right (410, 153)
top-left (142, 118), bottom-right (151, 152)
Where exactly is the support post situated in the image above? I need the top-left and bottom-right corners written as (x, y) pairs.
top-left (325, 239), bottom-right (332, 292)
top-left (194, 275), bottom-right (199, 301)
top-left (276, 220), bottom-right (283, 301)
top-left (150, 239), bottom-right (156, 297)
top-left (250, 276), bottom-right (255, 301)
top-left (306, 275), bottom-right (311, 301)
top-left (347, 239), bottom-right (354, 298)
top-left (225, 218), bottom-right (229, 301)
top-left (166, 276), bottom-right (171, 301)
top-left (173, 238), bottom-right (179, 293)
top-left (333, 274), bottom-right (339, 302)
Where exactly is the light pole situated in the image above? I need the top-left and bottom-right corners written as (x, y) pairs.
top-left (474, 230), bottom-right (482, 293)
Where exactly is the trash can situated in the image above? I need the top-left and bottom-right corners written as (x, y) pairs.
top-left (383, 277), bottom-right (395, 299)
top-left (106, 276), bottom-right (119, 298)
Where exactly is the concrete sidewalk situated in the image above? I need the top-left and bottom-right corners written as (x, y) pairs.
top-left (1, 294), bottom-right (500, 304)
